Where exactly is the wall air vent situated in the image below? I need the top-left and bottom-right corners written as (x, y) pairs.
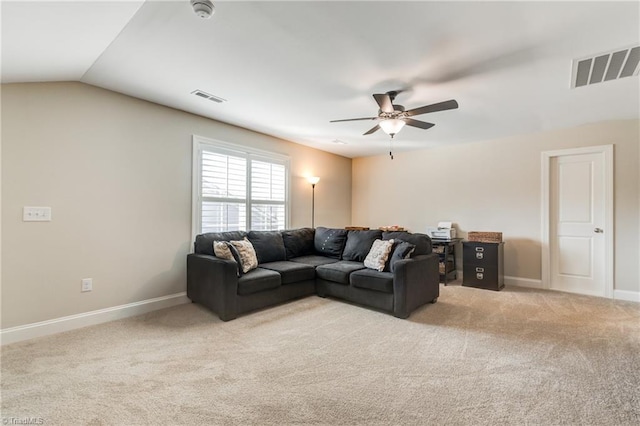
top-left (191, 89), bottom-right (227, 103)
top-left (572, 45), bottom-right (640, 88)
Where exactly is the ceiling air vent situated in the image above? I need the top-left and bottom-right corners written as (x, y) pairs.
top-left (571, 45), bottom-right (640, 88)
top-left (191, 89), bottom-right (226, 103)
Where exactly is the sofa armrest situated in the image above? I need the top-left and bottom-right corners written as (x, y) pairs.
top-left (392, 253), bottom-right (440, 318)
top-left (187, 253), bottom-right (239, 321)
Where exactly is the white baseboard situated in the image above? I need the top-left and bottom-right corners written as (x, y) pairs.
top-left (613, 289), bottom-right (640, 302)
top-left (491, 274), bottom-right (639, 303)
top-left (504, 275), bottom-right (544, 289)
top-left (0, 292), bottom-right (190, 345)
top-left (455, 272), bottom-right (544, 289)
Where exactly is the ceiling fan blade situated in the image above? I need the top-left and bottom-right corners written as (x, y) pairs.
top-left (404, 118), bottom-right (435, 130)
top-left (405, 99), bottom-right (459, 117)
top-left (363, 125), bottom-right (380, 135)
top-left (330, 117), bottom-right (378, 123)
top-left (373, 93), bottom-right (394, 113)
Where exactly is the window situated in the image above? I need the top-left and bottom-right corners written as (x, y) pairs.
top-left (193, 136), bottom-right (289, 235)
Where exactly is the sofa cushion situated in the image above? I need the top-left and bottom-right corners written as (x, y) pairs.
top-left (350, 269), bottom-right (394, 294)
top-left (259, 261), bottom-right (316, 284)
top-left (314, 227), bottom-right (348, 259)
top-left (382, 232), bottom-right (432, 256)
top-left (386, 240), bottom-right (416, 273)
top-left (194, 231), bottom-right (247, 255)
top-left (289, 255), bottom-right (340, 268)
top-left (229, 238), bottom-right (259, 274)
top-left (237, 268), bottom-right (281, 295)
top-left (342, 230), bottom-right (383, 262)
top-left (281, 228), bottom-right (315, 260)
top-left (247, 231), bottom-right (286, 264)
top-left (316, 261), bottom-right (366, 285)
top-left (363, 239), bottom-right (395, 272)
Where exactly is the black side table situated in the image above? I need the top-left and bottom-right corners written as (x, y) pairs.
top-left (431, 238), bottom-right (462, 285)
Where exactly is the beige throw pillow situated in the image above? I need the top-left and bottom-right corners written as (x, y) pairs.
top-left (213, 240), bottom-right (235, 260)
top-left (364, 239), bottom-right (395, 272)
top-left (229, 237), bottom-right (259, 273)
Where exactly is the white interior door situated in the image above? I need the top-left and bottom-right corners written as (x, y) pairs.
top-left (549, 152), bottom-right (608, 297)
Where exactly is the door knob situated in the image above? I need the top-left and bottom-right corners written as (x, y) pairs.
top-left (594, 228), bottom-right (604, 233)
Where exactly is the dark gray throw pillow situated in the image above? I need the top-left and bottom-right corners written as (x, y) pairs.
top-left (314, 227), bottom-right (348, 259)
top-left (247, 230), bottom-right (286, 264)
top-left (342, 230), bottom-right (383, 262)
top-left (386, 240), bottom-right (416, 273)
top-left (281, 228), bottom-right (315, 259)
top-left (225, 242), bottom-right (244, 277)
top-left (382, 231), bottom-right (432, 256)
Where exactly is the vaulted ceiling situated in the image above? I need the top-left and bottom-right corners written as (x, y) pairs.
top-left (2, 1), bottom-right (639, 158)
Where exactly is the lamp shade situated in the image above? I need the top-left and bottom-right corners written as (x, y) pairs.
top-left (307, 176), bottom-right (320, 185)
top-left (379, 119), bottom-right (406, 136)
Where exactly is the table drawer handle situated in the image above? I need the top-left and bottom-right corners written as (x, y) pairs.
top-left (475, 267), bottom-right (484, 272)
top-left (475, 247), bottom-right (484, 252)
top-left (476, 253), bottom-right (484, 260)
top-left (476, 273), bottom-right (484, 280)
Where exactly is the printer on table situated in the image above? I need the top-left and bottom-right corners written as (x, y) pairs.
top-left (426, 221), bottom-right (457, 240)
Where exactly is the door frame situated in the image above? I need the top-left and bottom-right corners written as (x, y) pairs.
top-left (541, 145), bottom-right (614, 298)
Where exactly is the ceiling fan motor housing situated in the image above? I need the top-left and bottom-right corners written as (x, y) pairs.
top-left (380, 105), bottom-right (405, 118)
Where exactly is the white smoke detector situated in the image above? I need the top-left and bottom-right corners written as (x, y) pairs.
top-left (191, 0), bottom-right (215, 19)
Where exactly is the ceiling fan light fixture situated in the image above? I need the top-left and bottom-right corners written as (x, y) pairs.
top-left (379, 118), bottom-right (406, 137)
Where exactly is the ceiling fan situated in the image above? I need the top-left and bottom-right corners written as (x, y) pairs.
top-left (330, 91), bottom-right (459, 138)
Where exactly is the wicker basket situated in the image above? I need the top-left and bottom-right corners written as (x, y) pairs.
top-left (439, 261), bottom-right (453, 274)
top-left (468, 231), bottom-right (502, 243)
top-left (379, 226), bottom-right (405, 232)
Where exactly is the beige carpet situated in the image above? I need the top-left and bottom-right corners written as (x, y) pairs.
top-left (2, 284), bottom-right (639, 425)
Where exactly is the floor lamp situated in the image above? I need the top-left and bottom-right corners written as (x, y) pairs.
top-left (307, 176), bottom-right (320, 228)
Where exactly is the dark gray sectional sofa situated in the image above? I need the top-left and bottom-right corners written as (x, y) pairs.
top-left (187, 227), bottom-right (439, 321)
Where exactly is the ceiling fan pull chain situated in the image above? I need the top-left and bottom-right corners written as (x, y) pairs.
top-left (389, 139), bottom-right (394, 160)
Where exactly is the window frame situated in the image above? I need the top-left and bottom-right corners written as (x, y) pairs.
top-left (191, 135), bottom-right (291, 240)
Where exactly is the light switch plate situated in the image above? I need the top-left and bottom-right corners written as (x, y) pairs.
top-left (23, 206), bottom-right (52, 222)
top-left (81, 278), bottom-right (92, 292)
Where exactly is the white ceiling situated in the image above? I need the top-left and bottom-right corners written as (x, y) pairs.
top-left (2, 0), bottom-right (639, 158)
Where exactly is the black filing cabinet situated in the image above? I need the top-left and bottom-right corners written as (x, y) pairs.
top-left (462, 242), bottom-right (504, 291)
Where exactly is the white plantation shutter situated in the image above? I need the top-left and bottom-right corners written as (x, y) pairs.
top-left (251, 160), bottom-right (286, 230)
top-left (202, 152), bottom-right (246, 199)
top-left (193, 136), bottom-right (289, 235)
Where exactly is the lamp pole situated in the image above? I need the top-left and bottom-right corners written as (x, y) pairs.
top-left (307, 176), bottom-right (320, 228)
top-left (311, 182), bottom-right (316, 228)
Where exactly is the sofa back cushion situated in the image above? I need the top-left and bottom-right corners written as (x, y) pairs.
top-left (281, 228), bottom-right (315, 260)
top-left (247, 230), bottom-right (287, 264)
top-left (382, 231), bottom-right (432, 256)
top-left (342, 230), bottom-right (383, 262)
top-left (314, 227), bottom-right (348, 259)
top-left (195, 231), bottom-right (247, 255)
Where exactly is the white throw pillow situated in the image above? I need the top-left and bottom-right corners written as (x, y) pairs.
top-left (364, 239), bottom-right (395, 272)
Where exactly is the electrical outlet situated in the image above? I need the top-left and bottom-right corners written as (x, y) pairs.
top-left (23, 206), bottom-right (52, 222)
top-left (81, 278), bottom-right (92, 292)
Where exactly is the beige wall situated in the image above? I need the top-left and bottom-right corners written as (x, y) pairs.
top-left (1, 82), bottom-right (352, 328)
top-left (352, 120), bottom-right (640, 293)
